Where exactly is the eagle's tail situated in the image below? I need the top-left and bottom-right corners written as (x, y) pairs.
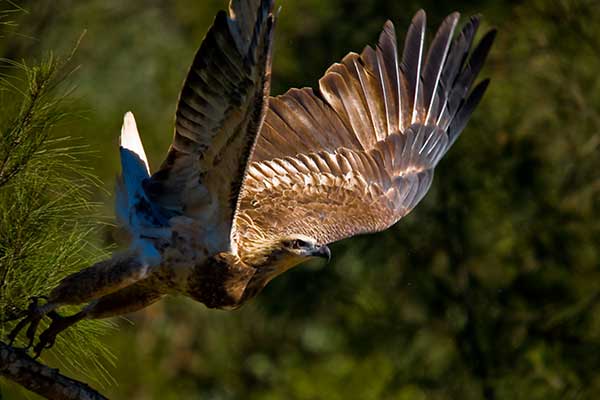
top-left (116, 111), bottom-right (150, 232)
top-left (116, 112), bottom-right (167, 266)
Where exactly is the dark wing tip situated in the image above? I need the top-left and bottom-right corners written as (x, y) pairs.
top-left (448, 11), bottom-right (461, 21)
top-left (229, 0), bottom-right (276, 16)
top-left (448, 78), bottom-right (491, 144)
top-left (470, 28), bottom-right (497, 69)
top-left (485, 28), bottom-right (498, 43)
top-left (383, 19), bottom-right (395, 30)
top-left (215, 9), bottom-right (230, 24)
top-left (471, 78), bottom-right (491, 99)
top-left (413, 9), bottom-right (426, 20)
top-left (476, 27), bottom-right (498, 53)
top-left (469, 14), bottom-right (482, 23)
top-left (481, 27), bottom-right (498, 44)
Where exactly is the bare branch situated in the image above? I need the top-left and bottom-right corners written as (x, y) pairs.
top-left (0, 341), bottom-right (108, 400)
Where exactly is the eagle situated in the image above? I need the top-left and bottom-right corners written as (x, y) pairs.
top-left (9, 0), bottom-right (495, 356)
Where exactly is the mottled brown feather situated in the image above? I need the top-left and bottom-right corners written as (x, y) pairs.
top-left (236, 128), bottom-right (440, 247)
top-left (235, 11), bottom-right (495, 249)
top-left (144, 0), bottom-right (275, 249)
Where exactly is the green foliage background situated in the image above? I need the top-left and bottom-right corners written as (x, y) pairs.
top-left (1, 0), bottom-right (600, 399)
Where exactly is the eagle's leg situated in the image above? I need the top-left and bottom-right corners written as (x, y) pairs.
top-left (48, 253), bottom-right (151, 306)
top-left (85, 278), bottom-right (164, 319)
top-left (8, 254), bottom-right (154, 348)
top-left (32, 280), bottom-right (164, 356)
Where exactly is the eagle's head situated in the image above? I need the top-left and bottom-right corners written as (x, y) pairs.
top-left (236, 234), bottom-right (331, 305)
top-left (278, 235), bottom-right (331, 265)
top-left (241, 233), bottom-right (331, 274)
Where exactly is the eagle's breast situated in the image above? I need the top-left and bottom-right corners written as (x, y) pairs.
top-left (186, 253), bottom-right (256, 309)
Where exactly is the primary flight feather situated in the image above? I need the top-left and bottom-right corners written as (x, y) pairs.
top-left (9, 1), bottom-right (495, 355)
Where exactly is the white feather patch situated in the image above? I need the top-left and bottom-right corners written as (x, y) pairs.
top-left (120, 111), bottom-right (149, 175)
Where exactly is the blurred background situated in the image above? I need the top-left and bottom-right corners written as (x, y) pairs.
top-left (1, 0), bottom-right (599, 398)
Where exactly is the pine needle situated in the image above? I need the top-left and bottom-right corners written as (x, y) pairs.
top-left (0, 49), bottom-right (115, 387)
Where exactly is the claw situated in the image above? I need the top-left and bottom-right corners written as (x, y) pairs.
top-left (33, 310), bottom-right (86, 357)
top-left (33, 336), bottom-right (55, 359)
top-left (7, 296), bottom-right (58, 354)
top-left (7, 296), bottom-right (87, 356)
top-left (7, 297), bottom-right (44, 348)
top-left (8, 316), bottom-right (33, 347)
top-left (25, 315), bottom-right (42, 348)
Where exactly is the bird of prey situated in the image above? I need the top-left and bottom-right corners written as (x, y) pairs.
top-left (9, 0), bottom-right (495, 356)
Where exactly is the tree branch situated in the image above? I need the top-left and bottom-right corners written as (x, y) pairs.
top-left (0, 341), bottom-right (108, 400)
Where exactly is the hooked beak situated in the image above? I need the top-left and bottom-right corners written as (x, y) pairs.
top-left (312, 245), bottom-right (331, 263)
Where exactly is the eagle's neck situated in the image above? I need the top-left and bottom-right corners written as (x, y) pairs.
top-left (186, 252), bottom-right (255, 309)
top-left (239, 257), bottom-right (303, 304)
top-left (185, 249), bottom-right (304, 310)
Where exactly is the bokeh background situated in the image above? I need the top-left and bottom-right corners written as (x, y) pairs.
top-left (1, 0), bottom-right (600, 398)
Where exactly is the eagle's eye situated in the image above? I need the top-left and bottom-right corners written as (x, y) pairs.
top-left (284, 238), bottom-right (311, 250)
top-left (293, 239), bottom-right (310, 249)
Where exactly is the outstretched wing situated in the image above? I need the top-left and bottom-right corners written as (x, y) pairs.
top-left (234, 11), bottom-right (495, 250)
top-left (143, 0), bottom-right (275, 246)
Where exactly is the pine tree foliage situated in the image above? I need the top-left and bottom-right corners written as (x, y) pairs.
top-left (1, 1), bottom-right (599, 399)
top-left (0, 50), bottom-right (116, 389)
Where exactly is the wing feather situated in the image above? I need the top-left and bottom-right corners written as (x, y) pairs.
top-left (439, 27), bottom-right (496, 130)
top-left (377, 21), bottom-right (402, 133)
top-left (236, 131), bottom-right (441, 247)
top-left (235, 11), bottom-right (495, 249)
top-left (401, 10), bottom-right (426, 125)
top-left (142, 0), bottom-right (275, 248)
top-left (422, 12), bottom-right (459, 124)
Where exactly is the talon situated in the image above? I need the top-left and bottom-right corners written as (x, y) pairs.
top-left (7, 296), bottom-right (83, 357)
top-left (8, 316), bottom-right (32, 347)
top-left (33, 338), bottom-right (53, 358)
top-left (6, 296), bottom-right (52, 351)
top-left (8, 297), bottom-right (40, 347)
top-left (25, 316), bottom-right (42, 349)
top-left (33, 310), bottom-right (86, 357)
top-left (38, 330), bottom-right (57, 352)
top-left (33, 344), bottom-right (44, 359)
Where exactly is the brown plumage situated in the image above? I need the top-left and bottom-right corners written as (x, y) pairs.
top-left (238, 12), bottom-right (495, 248)
top-left (8, 2), bottom-right (495, 356)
